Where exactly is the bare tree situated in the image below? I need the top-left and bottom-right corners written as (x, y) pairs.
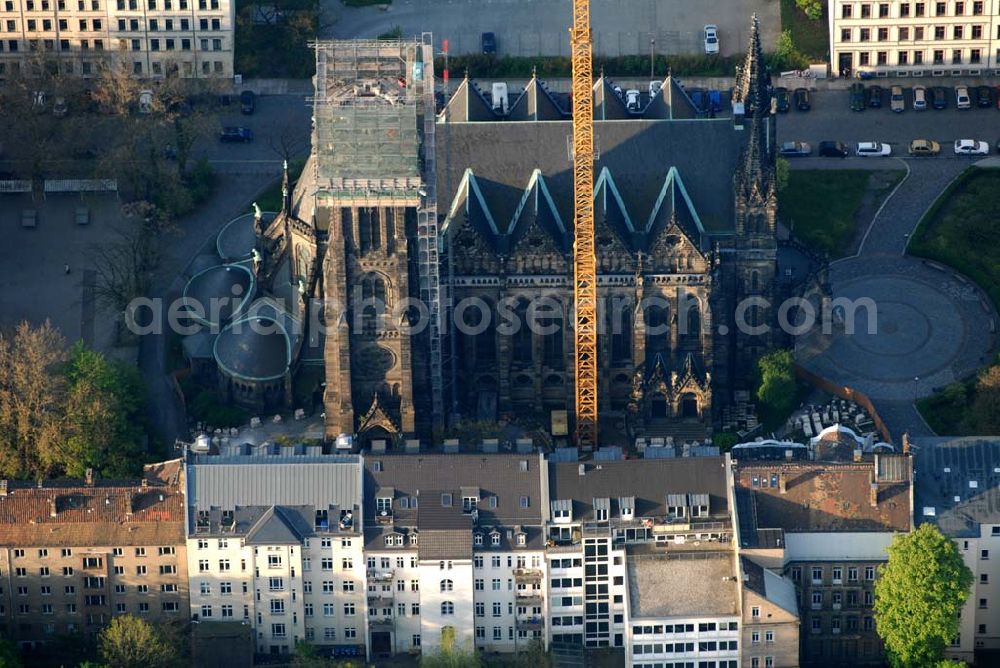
top-left (89, 58), bottom-right (142, 116)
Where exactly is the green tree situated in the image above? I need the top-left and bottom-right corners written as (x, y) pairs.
top-left (99, 615), bottom-right (173, 668)
top-left (420, 646), bottom-right (483, 668)
top-left (60, 342), bottom-right (146, 478)
top-left (776, 157), bottom-right (790, 193)
top-left (874, 524), bottom-right (973, 668)
top-left (754, 349), bottom-right (798, 427)
top-left (969, 364), bottom-right (1000, 433)
top-left (0, 636), bottom-right (22, 668)
top-left (795, 0), bottom-right (824, 20)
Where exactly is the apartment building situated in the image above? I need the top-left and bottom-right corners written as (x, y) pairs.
top-left (184, 449), bottom-right (365, 658)
top-left (740, 557), bottom-right (800, 668)
top-left (0, 0), bottom-right (234, 79)
top-left (0, 462), bottom-right (188, 650)
top-left (914, 436), bottom-right (1000, 663)
top-left (828, 0), bottom-right (1000, 77)
top-left (735, 435), bottom-right (912, 667)
top-left (362, 452), bottom-right (548, 658)
top-left (545, 453), bottom-right (749, 668)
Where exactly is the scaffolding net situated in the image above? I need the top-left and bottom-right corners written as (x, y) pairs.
top-left (311, 39), bottom-right (423, 196)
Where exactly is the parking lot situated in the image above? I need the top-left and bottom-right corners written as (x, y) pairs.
top-left (776, 86), bottom-right (1000, 160)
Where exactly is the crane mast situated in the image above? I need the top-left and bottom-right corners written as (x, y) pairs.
top-left (569, 0), bottom-right (598, 449)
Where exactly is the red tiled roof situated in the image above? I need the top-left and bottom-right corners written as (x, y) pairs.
top-left (0, 470), bottom-right (185, 547)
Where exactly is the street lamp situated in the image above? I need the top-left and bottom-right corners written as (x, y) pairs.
top-left (913, 376), bottom-right (920, 402)
top-left (650, 38), bottom-right (656, 80)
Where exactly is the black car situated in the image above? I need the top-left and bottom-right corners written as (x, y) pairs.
top-left (773, 87), bottom-right (790, 113)
top-left (976, 85), bottom-right (993, 108)
top-left (240, 90), bottom-right (256, 115)
top-left (849, 83), bottom-right (866, 111)
top-left (818, 141), bottom-right (849, 158)
top-left (794, 88), bottom-right (811, 111)
top-left (866, 85), bottom-right (883, 108)
top-left (220, 127), bottom-right (254, 143)
top-left (932, 86), bottom-right (949, 109)
top-left (481, 32), bottom-right (496, 55)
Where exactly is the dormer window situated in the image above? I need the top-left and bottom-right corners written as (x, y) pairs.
top-left (409, 533), bottom-right (418, 546)
top-left (666, 494), bottom-right (687, 519)
top-left (384, 535), bottom-right (394, 547)
top-left (441, 493), bottom-right (453, 507)
top-left (551, 499), bottom-right (572, 523)
top-left (689, 493), bottom-right (710, 518)
top-left (463, 496), bottom-right (478, 512)
top-left (474, 533), bottom-right (483, 547)
top-left (593, 498), bottom-right (610, 523)
top-left (491, 532), bottom-right (501, 547)
top-left (516, 533), bottom-right (526, 546)
top-left (315, 509), bottom-right (329, 530)
top-left (619, 496), bottom-right (635, 521)
top-left (376, 497), bottom-right (392, 513)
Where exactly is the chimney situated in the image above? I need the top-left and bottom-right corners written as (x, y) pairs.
top-left (779, 471), bottom-right (787, 494)
top-left (0, 480), bottom-right (8, 497)
top-left (902, 432), bottom-right (911, 455)
top-left (784, 449), bottom-right (793, 461)
top-left (85, 468), bottom-right (94, 487)
top-left (141, 478), bottom-right (149, 490)
top-left (49, 497), bottom-right (58, 518)
top-left (853, 449), bottom-right (863, 463)
top-left (870, 471), bottom-right (879, 507)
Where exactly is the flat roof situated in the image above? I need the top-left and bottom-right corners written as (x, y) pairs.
top-left (627, 552), bottom-right (738, 618)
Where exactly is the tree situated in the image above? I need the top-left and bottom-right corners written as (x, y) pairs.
top-left (89, 59), bottom-right (141, 116)
top-left (754, 349), bottom-right (798, 427)
top-left (419, 646), bottom-right (483, 668)
top-left (776, 157), bottom-right (790, 193)
top-left (61, 342), bottom-right (146, 478)
top-left (969, 364), bottom-right (1000, 433)
top-left (874, 524), bottom-right (973, 668)
top-left (0, 636), bottom-right (22, 668)
top-left (99, 615), bottom-right (173, 668)
top-left (795, 0), bottom-right (824, 21)
top-left (0, 321), bottom-right (68, 478)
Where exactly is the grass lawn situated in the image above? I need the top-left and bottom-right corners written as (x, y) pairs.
top-left (909, 167), bottom-right (1000, 434)
top-left (780, 0), bottom-right (829, 61)
top-left (779, 170), bottom-right (874, 259)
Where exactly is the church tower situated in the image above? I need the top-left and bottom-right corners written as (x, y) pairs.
top-left (731, 14), bottom-right (779, 384)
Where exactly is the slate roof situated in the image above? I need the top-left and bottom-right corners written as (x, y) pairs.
top-left (245, 506), bottom-right (310, 545)
top-left (913, 436), bottom-right (1000, 538)
top-left (547, 457), bottom-right (729, 522)
top-left (735, 461), bottom-right (911, 534)
top-left (741, 556), bottom-right (798, 617)
top-left (436, 118), bottom-right (746, 237)
top-left (0, 463), bottom-right (185, 547)
top-left (363, 453), bottom-right (545, 555)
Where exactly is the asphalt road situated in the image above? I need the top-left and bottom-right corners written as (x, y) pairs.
top-left (776, 88), bottom-right (1000, 160)
top-left (323, 0), bottom-right (780, 57)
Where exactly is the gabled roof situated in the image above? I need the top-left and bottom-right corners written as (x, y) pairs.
top-left (593, 76), bottom-right (631, 120)
top-left (741, 556), bottom-right (799, 617)
top-left (644, 76), bottom-right (700, 120)
top-left (507, 75), bottom-right (566, 121)
top-left (438, 74), bottom-right (498, 122)
top-left (246, 506), bottom-right (306, 545)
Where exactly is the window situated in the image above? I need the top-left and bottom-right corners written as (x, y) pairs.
top-left (765, 630), bottom-right (774, 643)
top-left (954, 26), bottom-right (964, 39)
top-left (916, 2), bottom-right (926, 15)
top-left (344, 603), bottom-right (356, 616)
top-left (812, 567), bottom-right (823, 583)
top-left (983, 550), bottom-right (990, 560)
top-left (751, 606), bottom-right (760, 619)
top-left (751, 631), bottom-right (760, 645)
top-left (219, 560), bottom-right (230, 571)
top-left (441, 601), bottom-right (454, 615)
top-left (936, 1), bottom-right (946, 14)
top-left (982, 574), bottom-right (990, 584)
top-left (972, 25), bottom-right (983, 39)
top-left (492, 602), bottom-right (502, 617)
top-left (865, 566), bottom-right (875, 581)
top-left (974, 0), bottom-right (984, 14)
top-left (956, 0), bottom-right (965, 12)
top-left (200, 605), bottom-right (213, 618)
top-left (272, 623), bottom-right (286, 639)
top-left (861, 3), bottom-right (872, 17)
top-left (198, 560), bottom-right (209, 572)
top-left (860, 28), bottom-right (871, 42)
top-left (980, 598), bottom-right (988, 609)
top-left (901, 3), bottom-right (911, 16)
top-left (343, 580), bottom-right (355, 593)
top-left (842, 4), bottom-right (852, 17)
top-left (441, 493), bottom-right (453, 507)
top-left (879, 2), bottom-right (889, 17)
top-left (159, 565), bottom-right (175, 575)
top-left (935, 26), bottom-right (946, 40)
top-left (915, 27), bottom-right (925, 40)
top-left (877, 27), bottom-right (888, 41)
top-left (841, 28), bottom-right (852, 42)
top-left (135, 566), bottom-right (146, 576)
top-left (268, 578), bottom-right (283, 592)
top-left (833, 567), bottom-right (843, 583)
top-left (520, 496), bottom-right (530, 509)
top-left (440, 579), bottom-right (453, 592)
top-left (323, 603), bottom-right (335, 617)
top-left (848, 567), bottom-right (859, 582)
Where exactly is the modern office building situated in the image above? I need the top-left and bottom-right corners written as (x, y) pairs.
top-left (0, 0), bottom-right (234, 78)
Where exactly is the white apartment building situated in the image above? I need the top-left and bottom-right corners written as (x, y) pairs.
top-left (545, 456), bottom-right (737, 656)
top-left (363, 452), bottom-right (548, 658)
top-left (0, 0), bottom-right (234, 79)
top-left (184, 449), bottom-right (366, 658)
top-left (829, 0), bottom-right (1000, 77)
top-left (914, 437), bottom-right (1000, 663)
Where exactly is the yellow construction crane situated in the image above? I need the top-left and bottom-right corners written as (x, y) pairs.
top-left (570, 0), bottom-right (598, 449)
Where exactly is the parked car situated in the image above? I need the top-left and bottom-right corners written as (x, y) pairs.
top-left (890, 86), bottom-right (905, 113)
top-left (240, 90), bottom-right (256, 115)
top-left (866, 85), bottom-right (883, 108)
top-left (773, 87), bottom-right (790, 113)
top-left (794, 88), bottom-right (811, 111)
top-left (849, 83), bottom-right (866, 111)
top-left (778, 141), bottom-right (812, 157)
top-left (703, 25), bottom-right (719, 54)
top-left (220, 126), bottom-right (254, 143)
top-left (481, 32), bottom-right (496, 55)
top-left (707, 89), bottom-right (722, 113)
top-left (818, 141), bottom-right (850, 157)
top-left (625, 89), bottom-right (641, 111)
top-left (956, 85), bottom-right (971, 110)
top-left (856, 141), bottom-right (892, 157)
top-left (954, 139), bottom-right (988, 155)
top-left (975, 86), bottom-right (993, 108)
top-left (913, 85), bottom-right (928, 111)
top-left (908, 139), bottom-right (940, 156)
top-left (932, 86), bottom-right (948, 109)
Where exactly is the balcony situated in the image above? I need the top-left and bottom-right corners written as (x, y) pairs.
top-left (367, 569), bottom-right (394, 583)
top-left (513, 568), bottom-right (543, 583)
top-left (516, 616), bottom-right (545, 631)
top-left (368, 591), bottom-right (394, 605)
top-left (369, 617), bottom-right (394, 630)
top-left (515, 592), bottom-right (544, 606)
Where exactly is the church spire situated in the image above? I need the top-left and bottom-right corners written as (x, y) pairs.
top-left (732, 14), bottom-right (770, 118)
top-left (281, 159), bottom-right (290, 213)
